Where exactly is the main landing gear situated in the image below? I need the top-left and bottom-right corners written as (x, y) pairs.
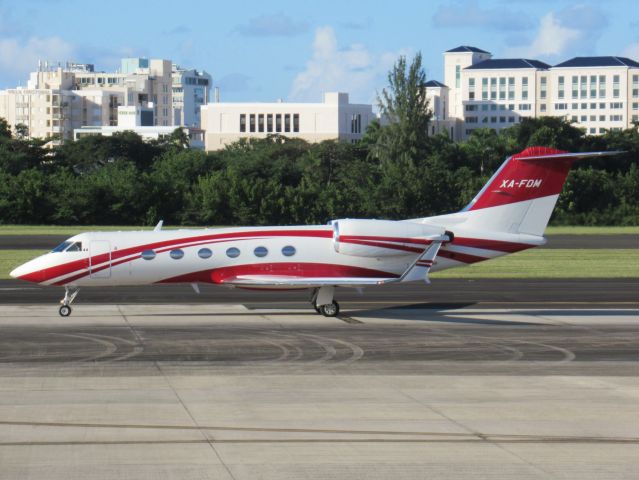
top-left (59, 286), bottom-right (80, 317)
top-left (310, 286), bottom-right (340, 317)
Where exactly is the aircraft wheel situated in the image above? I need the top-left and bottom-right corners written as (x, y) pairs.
top-left (319, 301), bottom-right (339, 317)
top-left (59, 305), bottom-right (72, 317)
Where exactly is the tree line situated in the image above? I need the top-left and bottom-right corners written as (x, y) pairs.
top-left (0, 53), bottom-right (638, 227)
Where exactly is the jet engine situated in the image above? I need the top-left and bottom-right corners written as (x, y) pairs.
top-left (331, 219), bottom-right (450, 257)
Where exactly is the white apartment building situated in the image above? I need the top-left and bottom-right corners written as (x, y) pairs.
top-left (74, 105), bottom-right (204, 149)
top-left (1, 57), bottom-right (207, 143)
top-left (427, 46), bottom-right (639, 140)
top-left (172, 66), bottom-right (212, 127)
top-left (200, 92), bottom-right (374, 151)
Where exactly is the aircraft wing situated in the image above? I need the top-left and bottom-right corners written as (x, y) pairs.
top-left (221, 239), bottom-right (445, 287)
top-left (220, 275), bottom-right (396, 287)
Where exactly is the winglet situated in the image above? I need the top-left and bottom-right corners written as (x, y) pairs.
top-left (398, 238), bottom-right (445, 284)
top-left (154, 220), bottom-right (164, 232)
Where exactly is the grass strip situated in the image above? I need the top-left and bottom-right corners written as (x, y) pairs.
top-left (1, 249), bottom-right (638, 281)
top-left (432, 249), bottom-right (639, 279)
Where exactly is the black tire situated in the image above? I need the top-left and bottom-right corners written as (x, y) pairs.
top-left (319, 301), bottom-right (339, 317)
top-left (59, 305), bottom-right (72, 317)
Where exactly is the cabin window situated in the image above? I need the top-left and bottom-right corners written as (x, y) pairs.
top-left (169, 249), bottom-right (184, 260)
top-left (141, 250), bottom-right (156, 260)
top-left (198, 248), bottom-right (212, 259)
top-left (254, 246), bottom-right (268, 257)
top-left (281, 245), bottom-right (296, 257)
top-left (226, 247), bottom-right (240, 258)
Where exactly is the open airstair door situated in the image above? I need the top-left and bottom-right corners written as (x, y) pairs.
top-left (89, 240), bottom-right (111, 279)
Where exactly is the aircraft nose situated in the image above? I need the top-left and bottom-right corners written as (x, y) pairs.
top-left (9, 260), bottom-right (44, 283)
top-left (10, 265), bottom-right (23, 279)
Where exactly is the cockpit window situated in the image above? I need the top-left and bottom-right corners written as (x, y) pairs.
top-left (66, 242), bottom-right (82, 252)
top-left (51, 241), bottom-right (72, 252)
top-left (51, 241), bottom-right (82, 252)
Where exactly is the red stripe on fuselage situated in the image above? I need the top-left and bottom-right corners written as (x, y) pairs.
top-left (157, 262), bottom-right (399, 284)
top-left (31, 229), bottom-right (332, 284)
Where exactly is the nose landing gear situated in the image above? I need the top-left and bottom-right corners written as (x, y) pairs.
top-left (59, 287), bottom-right (80, 317)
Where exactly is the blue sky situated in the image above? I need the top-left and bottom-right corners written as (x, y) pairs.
top-left (1, 0), bottom-right (638, 104)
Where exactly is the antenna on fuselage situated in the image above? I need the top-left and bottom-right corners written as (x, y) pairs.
top-left (153, 220), bottom-right (164, 232)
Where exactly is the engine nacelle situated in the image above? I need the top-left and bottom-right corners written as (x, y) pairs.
top-left (332, 219), bottom-right (449, 257)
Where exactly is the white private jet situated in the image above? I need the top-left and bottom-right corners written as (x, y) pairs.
top-left (11, 146), bottom-right (617, 317)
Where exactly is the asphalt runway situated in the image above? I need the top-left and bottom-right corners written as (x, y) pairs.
top-left (1, 306), bottom-right (638, 376)
top-left (1, 233), bottom-right (638, 250)
top-left (2, 278), bottom-right (638, 310)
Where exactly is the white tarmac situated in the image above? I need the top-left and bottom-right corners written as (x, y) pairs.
top-left (0, 304), bottom-right (638, 479)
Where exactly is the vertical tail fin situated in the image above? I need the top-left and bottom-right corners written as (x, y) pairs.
top-left (442, 147), bottom-right (618, 236)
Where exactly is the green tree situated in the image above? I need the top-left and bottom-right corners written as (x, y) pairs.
top-left (375, 52), bottom-right (431, 163)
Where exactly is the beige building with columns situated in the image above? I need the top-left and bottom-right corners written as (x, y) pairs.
top-left (200, 92), bottom-right (374, 151)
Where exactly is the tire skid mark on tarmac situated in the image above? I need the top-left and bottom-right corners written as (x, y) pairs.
top-left (1, 420), bottom-right (638, 445)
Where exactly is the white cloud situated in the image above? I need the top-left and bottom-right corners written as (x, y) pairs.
top-left (289, 26), bottom-right (404, 104)
top-left (0, 36), bottom-right (75, 85)
top-left (506, 13), bottom-right (580, 58)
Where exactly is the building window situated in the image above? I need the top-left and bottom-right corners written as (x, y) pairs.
top-left (285, 114), bottom-right (291, 132)
top-left (198, 248), bottom-right (212, 259)
top-left (558, 76), bottom-right (565, 99)
top-left (466, 116), bottom-right (478, 123)
top-left (600, 115), bottom-right (606, 121)
top-left (613, 74), bottom-right (620, 98)
top-left (258, 114), bottom-right (264, 132)
top-left (610, 115), bottom-right (623, 122)
top-left (633, 102), bottom-right (638, 110)
top-left (580, 75), bottom-right (587, 99)
top-left (249, 114), bottom-right (256, 132)
top-left (571, 115), bottom-right (578, 122)
top-left (350, 113), bottom-right (362, 133)
top-left (293, 113), bottom-right (300, 132)
top-left (169, 249), bottom-right (184, 260)
top-left (490, 78), bottom-right (497, 100)
top-left (482, 78), bottom-right (488, 100)
top-left (540, 104), bottom-right (547, 112)
top-left (499, 77), bottom-right (506, 100)
top-left (633, 75), bottom-right (639, 98)
top-left (282, 245), bottom-right (296, 257)
top-left (455, 65), bottom-right (460, 88)
top-left (580, 115), bottom-right (587, 122)
top-left (599, 75), bottom-right (606, 98)
top-left (590, 128), bottom-right (596, 134)
top-left (141, 250), bottom-right (156, 260)
top-left (267, 114), bottom-right (273, 132)
top-left (540, 76), bottom-right (547, 99)
top-left (572, 76), bottom-right (578, 99)
top-left (590, 75), bottom-right (597, 98)
top-left (226, 247), bottom-right (240, 258)
top-left (275, 114), bottom-right (282, 132)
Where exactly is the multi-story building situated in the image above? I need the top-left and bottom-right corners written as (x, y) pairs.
top-left (74, 105), bottom-right (204, 149)
top-left (427, 46), bottom-right (639, 140)
top-left (172, 66), bottom-right (212, 127)
top-left (200, 92), bottom-right (374, 151)
top-left (0, 58), bottom-right (209, 143)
